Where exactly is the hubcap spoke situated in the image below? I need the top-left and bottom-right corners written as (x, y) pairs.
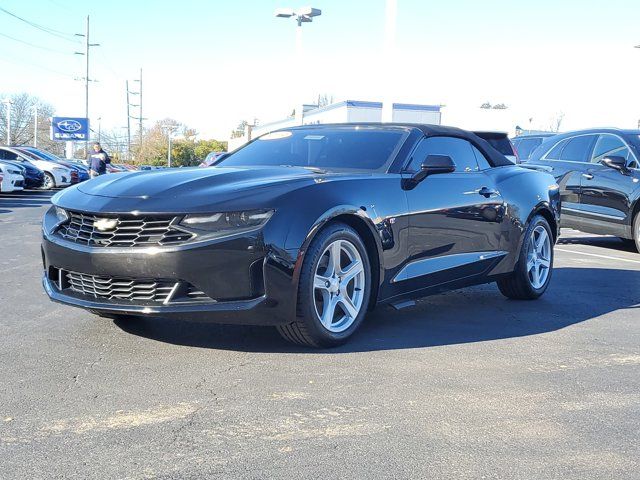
top-left (536, 229), bottom-right (548, 254)
top-left (341, 260), bottom-right (363, 285)
top-left (338, 294), bottom-right (359, 319)
top-left (314, 274), bottom-right (331, 291)
top-left (326, 241), bottom-right (342, 277)
top-left (321, 295), bottom-right (338, 328)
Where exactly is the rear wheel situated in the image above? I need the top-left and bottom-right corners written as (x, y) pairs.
top-left (498, 215), bottom-right (553, 299)
top-left (276, 222), bottom-right (372, 348)
top-left (633, 212), bottom-right (640, 253)
top-left (43, 172), bottom-right (55, 190)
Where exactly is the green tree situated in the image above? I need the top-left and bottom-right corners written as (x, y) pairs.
top-left (194, 139), bottom-right (227, 160)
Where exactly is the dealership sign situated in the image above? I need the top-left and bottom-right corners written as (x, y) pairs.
top-left (50, 117), bottom-right (89, 141)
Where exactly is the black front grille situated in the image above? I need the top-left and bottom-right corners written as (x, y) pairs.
top-left (56, 211), bottom-right (194, 247)
top-left (54, 269), bottom-right (215, 304)
top-left (66, 271), bottom-right (176, 303)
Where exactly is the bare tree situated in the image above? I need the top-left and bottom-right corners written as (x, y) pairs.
top-left (0, 93), bottom-right (58, 151)
top-left (549, 112), bottom-right (565, 133)
top-left (317, 93), bottom-right (334, 108)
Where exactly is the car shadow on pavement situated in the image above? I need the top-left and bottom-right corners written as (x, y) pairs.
top-left (113, 267), bottom-right (640, 353)
top-left (0, 191), bottom-right (54, 211)
top-left (558, 235), bottom-right (637, 253)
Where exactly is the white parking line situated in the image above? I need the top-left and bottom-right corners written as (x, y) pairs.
top-left (556, 248), bottom-right (640, 265)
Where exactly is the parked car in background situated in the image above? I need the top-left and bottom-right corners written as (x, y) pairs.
top-left (0, 146), bottom-right (71, 189)
top-left (43, 123), bottom-right (560, 347)
top-left (17, 147), bottom-right (89, 183)
top-left (199, 151), bottom-right (228, 167)
top-left (473, 132), bottom-right (518, 163)
top-left (1, 159), bottom-right (44, 189)
top-left (526, 128), bottom-right (640, 251)
top-left (511, 134), bottom-right (555, 161)
top-left (0, 161), bottom-right (25, 192)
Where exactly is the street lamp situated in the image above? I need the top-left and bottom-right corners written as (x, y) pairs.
top-left (2, 99), bottom-right (13, 145)
top-left (275, 6), bottom-right (322, 125)
top-left (161, 125), bottom-right (178, 167)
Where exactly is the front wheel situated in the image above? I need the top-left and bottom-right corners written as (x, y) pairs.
top-left (276, 222), bottom-right (372, 348)
top-left (498, 215), bottom-right (554, 300)
top-left (43, 172), bottom-right (55, 190)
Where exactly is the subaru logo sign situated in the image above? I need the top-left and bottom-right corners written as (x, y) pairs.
top-left (50, 117), bottom-right (89, 141)
top-left (57, 119), bottom-right (82, 133)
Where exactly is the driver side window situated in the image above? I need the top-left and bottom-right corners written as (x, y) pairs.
top-left (591, 134), bottom-right (637, 168)
top-left (406, 136), bottom-right (480, 173)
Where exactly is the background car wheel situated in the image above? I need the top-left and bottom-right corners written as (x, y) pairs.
top-left (276, 222), bottom-right (372, 348)
top-left (43, 173), bottom-right (55, 190)
top-left (497, 215), bottom-right (554, 300)
top-left (633, 212), bottom-right (640, 253)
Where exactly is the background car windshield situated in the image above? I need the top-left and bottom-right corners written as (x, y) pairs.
top-left (513, 137), bottom-right (543, 159)
top-left (219, 128), bottom-right (406, 171)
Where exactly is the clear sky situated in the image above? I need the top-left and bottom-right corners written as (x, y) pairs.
top-left (2, 0), bottom-right (640, 139)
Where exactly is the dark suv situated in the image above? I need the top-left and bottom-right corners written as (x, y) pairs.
top-left (526, 128), bottom-right (640, 251)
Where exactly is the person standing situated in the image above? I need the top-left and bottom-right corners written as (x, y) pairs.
top-left (87, 142), bottom-right (111, 178)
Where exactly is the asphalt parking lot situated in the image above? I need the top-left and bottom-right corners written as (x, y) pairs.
top-left (1, 190), bottom-right (639, 479)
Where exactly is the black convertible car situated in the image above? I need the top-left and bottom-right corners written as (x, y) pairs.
top-left (42, 124), bottom-right (560, 347)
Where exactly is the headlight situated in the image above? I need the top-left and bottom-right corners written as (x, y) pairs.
top-left (180, 209), bottom-right (274, 238)
top-left (54, 206), bottom-right (69, 223)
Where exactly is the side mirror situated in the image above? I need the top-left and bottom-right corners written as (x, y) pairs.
top-left (404, 155), bottom-right (455, 189)
top-left (601, 155), bottom-right (629, 173)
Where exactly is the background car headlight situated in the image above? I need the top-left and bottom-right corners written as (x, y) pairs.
top-left (180, 209), bottom-right (274, 238)
top-left (54, 206), bottom-right (69, 223)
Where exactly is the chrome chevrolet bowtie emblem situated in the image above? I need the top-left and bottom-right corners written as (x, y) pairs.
top-left (94, 218), bottom-right (118, 231)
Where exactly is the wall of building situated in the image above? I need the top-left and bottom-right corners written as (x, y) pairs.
top-left (229, 100), bottom-right (442, 151)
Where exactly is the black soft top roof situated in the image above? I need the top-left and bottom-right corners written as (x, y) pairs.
top-left (286, 122), bottom-right (515, 168)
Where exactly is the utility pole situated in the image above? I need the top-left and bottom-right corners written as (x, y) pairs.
top-left (126, 81), bottom-right (131, 161)
top-left (75, 16), bottom-right (99, 152)
top-left (136, 68), bottom-right (143, 148)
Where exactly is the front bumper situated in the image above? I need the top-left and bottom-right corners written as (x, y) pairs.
top-left (41, 218), bottom-right (298, 325)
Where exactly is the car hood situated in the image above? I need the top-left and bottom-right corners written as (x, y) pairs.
top-left (58, 165), bottom-right (341, 213)
top-left (29, 159), bottom-right (69, 172)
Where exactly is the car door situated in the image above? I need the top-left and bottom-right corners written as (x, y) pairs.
top-left (396, 136), bottom-right (506, 292)
top-left (579, 133), bottom-right (640, 237)
top-left (536, 135), bottom-right (597, 230)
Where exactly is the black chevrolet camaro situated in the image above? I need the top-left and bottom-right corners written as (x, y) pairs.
top-left (42, 124), bottom-right (560, 347)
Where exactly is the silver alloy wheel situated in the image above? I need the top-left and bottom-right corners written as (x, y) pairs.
top-left (43, 173), bottom-right (54, 190)
top-left (313, 239), bottom-right (366, 333)
top-left (526, 225), bottom-right (551, 289)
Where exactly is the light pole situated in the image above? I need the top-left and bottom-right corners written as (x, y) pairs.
top-left (162, 125), bottom-right (177, 167)
top-left (2, 98), bottom-right (13, 145)
top-left (381, 0), bottom-right (397, 122)
top-left (275, 6), bottom-right (322, 125)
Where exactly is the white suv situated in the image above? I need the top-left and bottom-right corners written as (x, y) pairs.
top-left (0, 161), bottom-right (25, 192)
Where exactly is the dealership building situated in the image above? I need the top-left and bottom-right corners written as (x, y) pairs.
top-left (228, 100), bottom-right (442, 150)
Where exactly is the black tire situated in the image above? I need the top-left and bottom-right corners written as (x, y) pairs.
top-left (276, 222), bottom-right (372, 348)
top-left (633, 212), bottom-right (640, 253)
top-left (497, 215), bottom-right (554, 300)
top-left (43, 172), bottom-right (55, 190)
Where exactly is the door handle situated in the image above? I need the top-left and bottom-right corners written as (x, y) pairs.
top-left (478, 186), bottom-right (497, 197)
top-left (582, 173), bottom-right (594, 180)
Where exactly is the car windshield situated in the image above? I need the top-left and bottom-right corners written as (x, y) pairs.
top-left (219, 127), bottom-right (407, 172)
top-left (513, 137), bottom-right (543, 160)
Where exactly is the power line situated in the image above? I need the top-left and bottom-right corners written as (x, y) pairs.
top-left (0, 52), bottom-right (75, 78)
top-left (0, 6), bottom-right (80, 43)
top-left (0, 31), bottom-right (73, 54)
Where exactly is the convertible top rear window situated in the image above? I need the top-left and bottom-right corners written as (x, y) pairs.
top-left (220, 128), bottom-right (406, 172)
